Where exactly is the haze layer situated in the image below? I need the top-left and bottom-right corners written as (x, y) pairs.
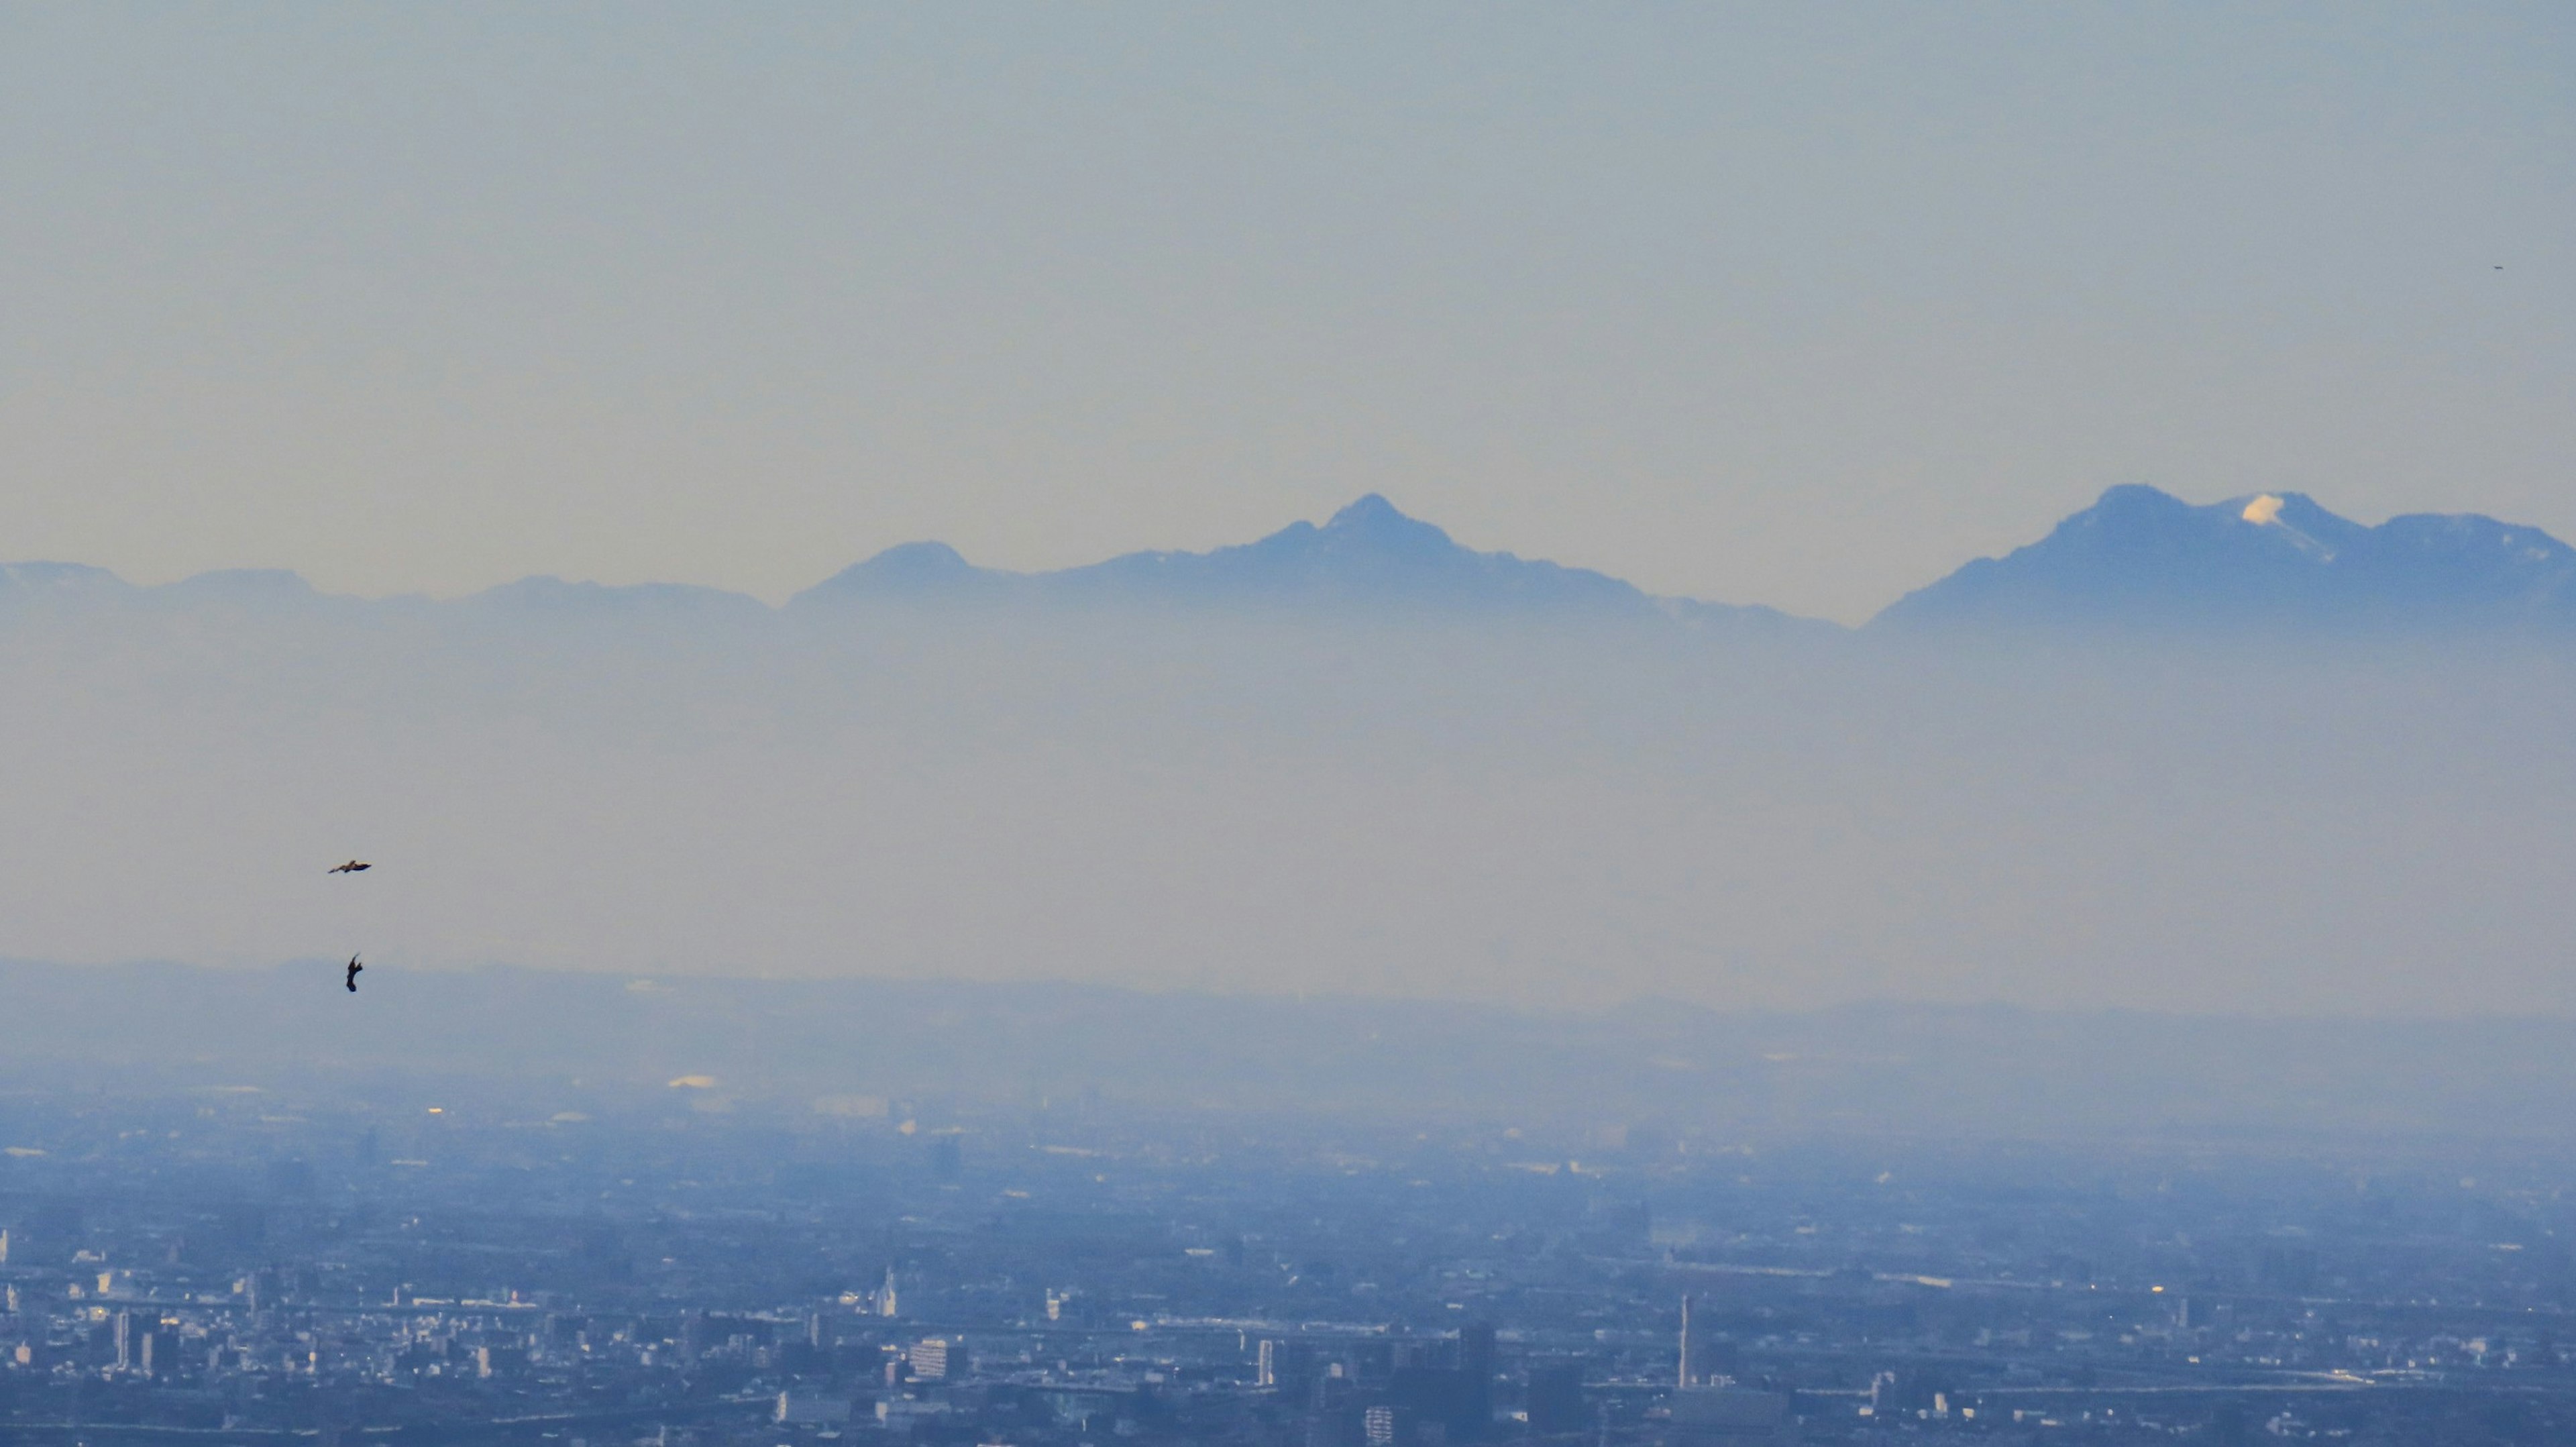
top-left (5, 491), bottom-right (2570, 1014)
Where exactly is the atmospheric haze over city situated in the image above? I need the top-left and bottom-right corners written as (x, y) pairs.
top-left (4, 7), bottom-right (2576, 1447)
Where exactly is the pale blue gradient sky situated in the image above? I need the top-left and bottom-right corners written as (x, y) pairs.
top-left (3, 3), bottom-right (2570, 622)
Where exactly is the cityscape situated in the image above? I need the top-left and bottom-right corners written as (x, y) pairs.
top-left (7, 1059), bottom-right (2575, 1445)
top-left (7, 9), bottom-right (2572, 1447)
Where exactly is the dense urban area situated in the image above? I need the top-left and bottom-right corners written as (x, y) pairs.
top-left (5, 1071), bottom-right (2576, 1447)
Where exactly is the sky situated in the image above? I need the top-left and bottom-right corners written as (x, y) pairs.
top-left (3, 3), bottom-right (2571, 623)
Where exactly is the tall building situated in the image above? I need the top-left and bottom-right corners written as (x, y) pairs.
top-left (1524, 1363), bottom-right (1586, 1436)
top-left (115, 1310), bottom-right (166, 1375)
top-left (1265, 1339), bottom-right (1320, 1397)
top-left (1677, 1294), bottom-right (1694, 1388)
top-left (1459, 1323), bottom-right (1496, 1438)
top-left (908, 1336), bottom-right (960, 1381)
top-left (1388, 1330), bottom-right (1493, 1445)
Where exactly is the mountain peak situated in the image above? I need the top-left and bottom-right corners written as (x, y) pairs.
top-left (0, 560), bottom-right (132, 606)
top-left (791, 540), bottom-right (1008, 607)
top-left (1318, 493), bottom-right (1459, 553)
top-left (857, 540), bottom-right (975, 580)
top-left (790, 494), bottom-right (1680, 619)
top-left (1876, 486), bottom-right (2576, 633)
top-left (1326, 493), bottom-right (1406, 529)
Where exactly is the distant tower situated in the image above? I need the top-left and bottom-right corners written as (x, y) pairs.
top-left (1461, 1321), bottom-right (1497, 1429)
top-left (876, 1267), bottom-right (899, 1318)
top-left (1677, 1293), bottom-right (1693, 1388)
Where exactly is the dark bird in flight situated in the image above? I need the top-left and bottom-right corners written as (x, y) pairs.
top-left (345, 955), bottom-right (364, 993)
top-left (329, 860), bottom-right (371, 873)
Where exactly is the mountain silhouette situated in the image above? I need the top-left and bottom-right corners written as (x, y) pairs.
top-left (792, 494), bottom-right (1710, 620)
top-left (1874, 484), bottom-right (2576, 635)
top-left (9, 488), bottom-right (2574, 641)
top-left (0, 561), bottom-right (133, 612)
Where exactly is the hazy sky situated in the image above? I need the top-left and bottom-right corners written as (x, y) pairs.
top-left (3, 3), bottom-right (2570, 623)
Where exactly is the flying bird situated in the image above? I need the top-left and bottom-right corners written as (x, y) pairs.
top-left (329, 860), bottom-right (372, 873)
top-left (345, 955), bottom-right (364, 993)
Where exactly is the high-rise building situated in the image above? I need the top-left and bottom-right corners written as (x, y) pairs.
top-left (1460, 1322), bottom-right (1495, 1379)
top-left (1264, 1339), bottom-right (1320, 1397)
top-left (909, 1336), bottom-right (958, 1381)
top-left (1678, 1294), bottom-right (1694, 1388)
top-left (115, 1311), bottom-right (156, 1373)
top-left (1389, 1330), bottom-right (1494, 1446)
top-left (1460, 1323), bottom-right (1496, 1438)
top-left (1524, 1363), bottom-right (1586, 1435)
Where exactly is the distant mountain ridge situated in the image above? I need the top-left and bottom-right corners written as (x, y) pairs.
top-left (1876, 484), bottom-right (2576, 634)
top-left (0, 494), bottom-right (1812, 635)
top-left (8, 487), bottom-right (2575, 639)
top-left (796, 493), bottom-right (1701, 620)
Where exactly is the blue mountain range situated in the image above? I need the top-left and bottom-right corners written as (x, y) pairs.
top-left (7, 486), bottom-right (2573, 638)
top-left (794, 494), bottom-right (1694, 620)
top-left (1873, 484), bottom-right (2576, 634)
